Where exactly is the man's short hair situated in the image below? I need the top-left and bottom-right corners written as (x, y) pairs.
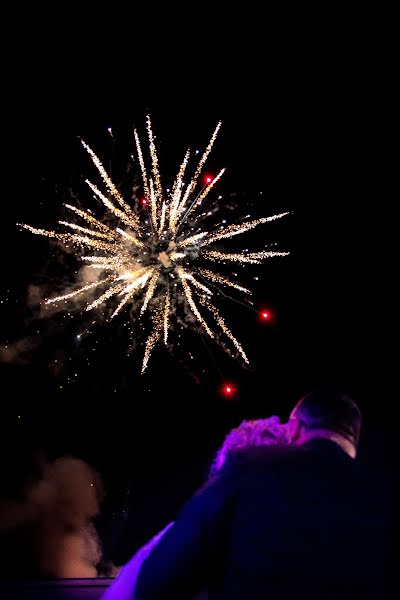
top-left (291, 388), bottom-right (362, 447)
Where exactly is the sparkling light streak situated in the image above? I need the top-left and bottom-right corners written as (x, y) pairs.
top-left (19, 118), bottom-right (289, 372)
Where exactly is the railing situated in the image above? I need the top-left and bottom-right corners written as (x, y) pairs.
top-left (0, 577), bottom-right (114, 599)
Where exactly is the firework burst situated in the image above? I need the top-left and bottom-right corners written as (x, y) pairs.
top-left (19, 117), bottom-right (289, 372)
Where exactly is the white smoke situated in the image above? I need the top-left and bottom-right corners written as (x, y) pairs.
top-left (0, 456), bottom-right (103, 578)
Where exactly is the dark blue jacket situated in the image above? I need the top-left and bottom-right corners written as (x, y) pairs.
top-left (136, 440), bottom-right (389, 599)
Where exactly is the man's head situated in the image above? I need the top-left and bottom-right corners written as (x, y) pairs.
top-left (286, 389), bottom-right (362, 458)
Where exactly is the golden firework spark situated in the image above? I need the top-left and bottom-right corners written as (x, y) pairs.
top-left (19, 118), bottom-right (289, 372)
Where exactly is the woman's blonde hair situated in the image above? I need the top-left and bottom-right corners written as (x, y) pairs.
top-left (210, 415), bottom-right (289, 475)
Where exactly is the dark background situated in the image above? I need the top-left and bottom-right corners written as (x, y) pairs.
top-left (0, 17), bottom-right (388, 568)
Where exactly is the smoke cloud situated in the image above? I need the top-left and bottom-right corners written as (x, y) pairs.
top-left (0, 336), bottom-right (41, 365)
top-left (0, 456), bottom-right (103, 578)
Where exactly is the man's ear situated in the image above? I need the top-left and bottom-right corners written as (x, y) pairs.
top-left (286, 417), bottom-right (302, 444)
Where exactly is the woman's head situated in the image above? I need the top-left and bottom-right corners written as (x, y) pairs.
top-left (210, 415), bottom-right (289, 475)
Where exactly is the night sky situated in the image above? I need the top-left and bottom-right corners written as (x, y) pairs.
top-left (0, 25), bottom-right (388, 568)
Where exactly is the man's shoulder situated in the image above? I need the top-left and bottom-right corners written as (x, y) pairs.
top-left (226, 441), bottom-right (346, 472)
top-left (241, 443), bottom-right (305, 458)
top-left (228, 443), bottom-right (306, 468)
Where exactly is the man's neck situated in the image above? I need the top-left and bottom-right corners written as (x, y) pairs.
top-left (299, 430), bottom-right (356, 458)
